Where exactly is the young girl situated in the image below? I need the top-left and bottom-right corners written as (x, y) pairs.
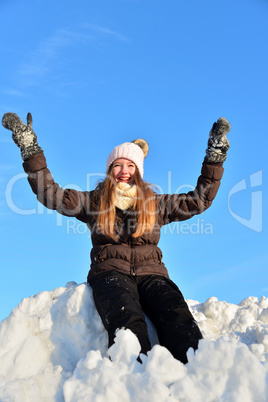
top-left (2, 112), bottom-right (230, 363)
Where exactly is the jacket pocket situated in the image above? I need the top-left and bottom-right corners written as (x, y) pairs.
top-left (91, 245), bottom-right (108, 263)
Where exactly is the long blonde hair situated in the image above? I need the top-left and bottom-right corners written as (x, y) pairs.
top-left (94, 165), bottom-right (156, 239)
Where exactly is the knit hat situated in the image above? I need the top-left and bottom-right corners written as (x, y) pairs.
top-left (106, 139), bottom-right (149, 178)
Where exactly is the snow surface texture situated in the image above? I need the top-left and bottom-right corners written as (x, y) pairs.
top-left (0, 282), bottom-right (268, 402)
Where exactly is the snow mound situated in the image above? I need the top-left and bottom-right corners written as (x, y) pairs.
top-left (0, 282), bottom-right (268, 401)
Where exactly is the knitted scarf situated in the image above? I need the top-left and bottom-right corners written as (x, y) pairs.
top-left (114, 182), bottom-right (137, 210)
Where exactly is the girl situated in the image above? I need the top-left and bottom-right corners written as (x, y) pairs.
top-left (2, 112), bottom-right (230, 363)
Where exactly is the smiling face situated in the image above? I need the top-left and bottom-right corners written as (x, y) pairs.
top-left (112, 158), bottom-right (136, 184)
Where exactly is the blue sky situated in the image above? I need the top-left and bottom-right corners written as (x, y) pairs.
top-left (0, 0), bottom-right (267, 321)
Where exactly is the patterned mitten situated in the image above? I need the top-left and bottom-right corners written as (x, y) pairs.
top-left (2, 112), bottom-right (43, 161)
top-left (204, 117), bottom-right (231, 163)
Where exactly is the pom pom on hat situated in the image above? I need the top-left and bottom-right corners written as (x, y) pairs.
top-left (131, 139), bottom-right (149, 158)
top-left (106, 138), bottom-right (149, 178)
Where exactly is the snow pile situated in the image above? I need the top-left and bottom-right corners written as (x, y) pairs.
top-left (0, 283), bottom-right (268, 401)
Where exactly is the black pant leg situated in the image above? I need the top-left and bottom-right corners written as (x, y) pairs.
top-left (89, 270), bottom-right (151, 355)
top-left (138, 275), bottom-right (203, 364)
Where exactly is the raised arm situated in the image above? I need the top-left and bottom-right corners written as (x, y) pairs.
top-left (158, 117), bottom-right (231, 225)
top-left (2, 112), bottom-right (91, 220)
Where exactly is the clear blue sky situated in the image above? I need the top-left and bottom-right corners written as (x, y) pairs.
top-left (0, 0), bottom-right (267, 321)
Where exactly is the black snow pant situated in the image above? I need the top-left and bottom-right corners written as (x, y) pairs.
top-left (89, 270), bottom-right (203, 364)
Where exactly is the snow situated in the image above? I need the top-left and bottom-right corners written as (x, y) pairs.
top-left (0, 283), bottom-right (268, 401)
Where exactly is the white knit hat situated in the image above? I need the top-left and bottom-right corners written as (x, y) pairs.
top-left (106, 139), bottom-right (149, 178)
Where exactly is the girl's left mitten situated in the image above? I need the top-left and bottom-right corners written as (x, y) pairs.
top-left (204, 117), bottom-right (231, 163)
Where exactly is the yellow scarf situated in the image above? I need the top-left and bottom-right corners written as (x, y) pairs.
top-left (114, 182), bottom-right (137, 210)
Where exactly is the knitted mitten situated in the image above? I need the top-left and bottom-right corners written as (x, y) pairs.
top-left (2, 112), bottom-right (43, 160)
top-left (204, 117), bottom-right (231, 163)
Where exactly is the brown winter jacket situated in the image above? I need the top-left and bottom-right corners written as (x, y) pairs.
top-left (23, 152), bottom-right (224, 281)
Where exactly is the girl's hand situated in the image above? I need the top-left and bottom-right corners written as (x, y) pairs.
top-left (2, 112), bottom-right (43, 161)
top-left (204, 117), bottom-right (231, 163)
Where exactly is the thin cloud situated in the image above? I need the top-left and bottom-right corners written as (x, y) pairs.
top-left (3, 89), bottom-right (25, 97)
top-left (19, 28), bottom-right (91, 79)
top-left (18, 24), bottom-right (128, 84)
top-left (84, 23), bottom-right (129, 42)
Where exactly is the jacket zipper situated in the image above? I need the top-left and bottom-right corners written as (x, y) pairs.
top-left (130, 240), bottom-right (136, 276)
